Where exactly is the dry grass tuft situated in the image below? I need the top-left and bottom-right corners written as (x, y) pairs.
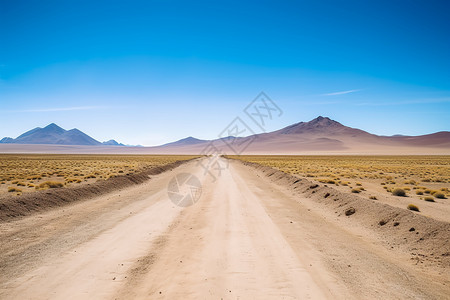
top-left (36, 181), bottom-right (64, 190)
top-left (8, 187), bottom-right (22, 193)
top-left (392, 188), bottom-right (406, 197)
top-left (434, 193), bottom-right (446, 199)
top-left (407, 204), bottom-right (420, 212)
top-left (424, 196), bottom-right (435, 202)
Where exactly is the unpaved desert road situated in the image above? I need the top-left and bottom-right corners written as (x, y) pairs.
top-left (0, 158), bottom-right (448, 299)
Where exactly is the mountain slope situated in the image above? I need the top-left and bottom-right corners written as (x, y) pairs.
top-left (273, 116), bottom-right (373, 137)
top-left (161, 136), bottom-right (208, 147)
top-left (1, 123), bottom-right (102, 146)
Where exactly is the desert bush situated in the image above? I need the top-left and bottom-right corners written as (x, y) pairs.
top-left (407, 204), bottom-right (419, 211)
top-left (434, 193), bottom-right (446, 199)
top-left (392, 188), bottom-right (406, 196)
top-left (424, 196), bottom-right (435, 202)
top-left (8, 187), bottom-right (22, 193)
top-left (416, 190), bottom-right (423, 195)
top-left (37, 181), bottom-right (64, 189)
top-left (66, 178), bottom-right (82, 184)
top-left (351, 189), bottom-right (361, 193)
top-left (16, 182), bottom-right (26, 186)
top-left (369, 196), bottom-right (377, 200)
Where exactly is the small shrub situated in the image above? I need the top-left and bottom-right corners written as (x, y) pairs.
top-left (416, 190), bottom-right (423, 195)
top-left (8, 187), bottom-right (22, 193)
top-left (424, 196), bottom-right (435, 202)
top-left (66, 178), bottom-right (82, 184)
top-left (434, 193), bottom-right (446, 199)
top-left (407, 204), bottom-right (419, 211)
top-left (369, 196), bottom-right (377, 200)
top-left (351, 189), bottom-right (361, 193)
top-left (392, 188), bottom-right (406, 197)
top-left (37, 181), bottom-right (64, 189)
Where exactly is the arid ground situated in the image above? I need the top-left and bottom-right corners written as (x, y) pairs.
top-left (0, 156), bottom-right (449, 299)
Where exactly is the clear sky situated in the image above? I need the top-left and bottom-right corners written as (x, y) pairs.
top-left (0, 0), bottom-right (449, 146)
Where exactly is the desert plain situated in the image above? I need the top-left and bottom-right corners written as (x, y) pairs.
top-left (0, 153), bottom-right (449, 299)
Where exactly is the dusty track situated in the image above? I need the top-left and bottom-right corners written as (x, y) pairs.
top-left (0, 158), bottom-right (448, 299)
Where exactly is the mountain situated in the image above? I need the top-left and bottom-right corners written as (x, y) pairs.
top-left (161, 136), bottom-right (207, 147)
top-left (0, 123), bottom-right (121, 146)
top-left (273, 116), bottom-right (371, 136)
top-left (153, 116), bottom-right (450, 154)
top-left (102, 139), bottom-right (125, 146)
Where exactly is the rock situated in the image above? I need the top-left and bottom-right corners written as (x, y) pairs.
top-left (345, 207), bottom-right (356, 216)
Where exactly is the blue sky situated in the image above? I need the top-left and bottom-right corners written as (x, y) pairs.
top-left (0, 0), bottom-right (449, 146)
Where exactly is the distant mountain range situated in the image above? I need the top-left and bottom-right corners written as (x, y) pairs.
top-left (0, 123), bottom-right (125, 146)
top-left (0, 117), bottom-right (448, 154)
top-left (152, 116), bottom-right (450, 154)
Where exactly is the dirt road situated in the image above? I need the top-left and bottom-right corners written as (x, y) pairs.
top-left (0, 158), bottom-right (448, 299)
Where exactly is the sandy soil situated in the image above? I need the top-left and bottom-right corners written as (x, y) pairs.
top-left (0, 158), bottom-right (448, 299)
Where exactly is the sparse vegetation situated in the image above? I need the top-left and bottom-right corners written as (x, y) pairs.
top-left (230, 155), bottom-right (450, 202)
top-left (0, 154), bottom-right (198, 195)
